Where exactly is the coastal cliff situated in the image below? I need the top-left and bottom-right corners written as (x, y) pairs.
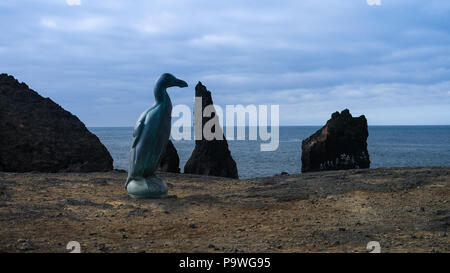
top-left (0, 74), bottom-right (113, 172)
top-left (157, 140), bottom-right (180, 173)
top-left (302, 109), bottom-right (370, 173)
top-left (184, 82), bottom-right (238, 179)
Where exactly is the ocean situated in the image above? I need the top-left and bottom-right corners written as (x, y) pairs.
top-left (90, 126), bottom-right (450, 179)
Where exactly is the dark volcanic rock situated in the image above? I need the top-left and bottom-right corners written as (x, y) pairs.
top-left (301, 109), bottom-right (370, 173)
top-left (157, 140), bottom-right (180, 173)
top-left (0, 73), bottom-right (113, 172)
top-left (184, 82), bottom-right (238, 179)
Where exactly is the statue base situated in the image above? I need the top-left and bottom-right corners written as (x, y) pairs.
top-left (126, 176), bottom-right (168, 199)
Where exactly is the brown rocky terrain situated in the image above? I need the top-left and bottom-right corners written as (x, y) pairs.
top-left (0, 166), bottom-right (449, 253)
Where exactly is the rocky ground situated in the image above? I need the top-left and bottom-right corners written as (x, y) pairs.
top-left (0, 166), bottom-right (449, 253)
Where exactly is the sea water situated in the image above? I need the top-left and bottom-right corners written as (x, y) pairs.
top-left (90, 126), bottom-right (450, 179)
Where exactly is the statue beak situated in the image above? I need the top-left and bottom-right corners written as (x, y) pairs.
top-left (174, 78), bottom-right (188, 88)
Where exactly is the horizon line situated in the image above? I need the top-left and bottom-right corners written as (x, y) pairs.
top-left (87, 124), bottom-right (450, 128)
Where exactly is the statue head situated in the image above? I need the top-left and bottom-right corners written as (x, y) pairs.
top-left (157, 73), bottom-right (188, 89)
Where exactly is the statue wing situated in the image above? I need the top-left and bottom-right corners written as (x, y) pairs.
top-left (126, 104), bottom-right (170, 186)
top-left (132, 105), bottom-right (156, 148)
top-left (132, 119), bottom-right (144, 149)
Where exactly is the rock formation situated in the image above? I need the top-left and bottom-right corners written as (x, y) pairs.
top-left (301, 109), bottom-right (370, 172)
top-left (0, 73), bottom-right (113, 172)
top-left (184, 82), bottom-right (238, 178)
top-left (157, 140), bottom-right (180, 173)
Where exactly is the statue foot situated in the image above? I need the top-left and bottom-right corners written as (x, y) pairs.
top-left (126, 176), bottom-right (168, 199)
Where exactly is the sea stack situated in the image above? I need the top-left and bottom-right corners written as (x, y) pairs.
top-left (0, 73), bottom-right (113, 172)
top-left (301, 109), bottom-right (370, 172)
top-left (184, 82), bottom-right (238, 178)
top-left (157, 140), bottom-right (180, 173)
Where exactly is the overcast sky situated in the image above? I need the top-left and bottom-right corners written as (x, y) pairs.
top-left (1, 0), bottom-right (449, 126)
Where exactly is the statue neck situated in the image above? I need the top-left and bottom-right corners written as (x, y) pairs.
top-left (153, 84), bottom-right (169, 104)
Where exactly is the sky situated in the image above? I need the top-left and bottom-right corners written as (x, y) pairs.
top-left (0, 0), bottom-right (449, 126)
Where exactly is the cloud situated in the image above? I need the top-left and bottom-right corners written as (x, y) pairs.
top-left (40, 16), bottom-right (111, 32)
top-left (40, 18), bottom-right (58, 29)
top-left (132, 12), bottom-right (177, 35)
top-left (1, 0), bottom-right (449, 126)
top-left (66, 0), bottom-right (81, 6)
top-left (366, 0), bottom-right (381, 6)
top-left (189, 35), bottom-right (250, 48)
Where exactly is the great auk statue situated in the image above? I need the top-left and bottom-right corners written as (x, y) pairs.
top-left (125, 73), bottom-right (188, 198)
